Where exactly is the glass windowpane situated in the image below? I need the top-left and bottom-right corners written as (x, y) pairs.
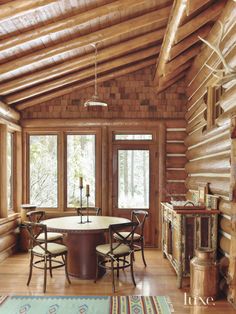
top-left (7, 132), bottom-right (13, 211)
top-left (67, 135), bottom-right (95, 207)
top-left (118, 150), bottom-right (149, 208)
top-left (29, 135), bottom-right (58, 207)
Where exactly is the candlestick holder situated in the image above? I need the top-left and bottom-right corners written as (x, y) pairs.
top-left (86, 193), bottom-right (91, 223)
top-left (78, 185), bottom-right (86, 224)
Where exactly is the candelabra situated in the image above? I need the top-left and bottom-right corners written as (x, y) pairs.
top-left (86, 184), bottom-right (91, 223)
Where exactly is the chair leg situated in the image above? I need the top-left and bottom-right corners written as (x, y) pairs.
top-left (49, 257), bottom-right (53, 278)
top-left (111, 259), bottom-right (115, 293)
top-left (43, 256), bottom-right (47, 293)
top-left (64, 253), bottom-right (71, 284)
top-left (117, 259), bottom-right (119, 278)
top-left (141, 240), bottom-right (147, 267)
top-left (130, 253), bottom-right (136, 287)
top-left (27, 253), bottom-right (34, 286)
top-left (94, 254), bottom-right (99, 283)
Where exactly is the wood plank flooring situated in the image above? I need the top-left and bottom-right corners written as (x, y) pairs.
top-left (0, 249), bottom-right (235, 314)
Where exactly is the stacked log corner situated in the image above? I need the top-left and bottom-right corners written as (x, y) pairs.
top-left (185, 0), bottom-right (236, 307)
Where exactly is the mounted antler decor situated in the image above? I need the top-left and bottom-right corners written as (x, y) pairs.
top-left (199, 21), bottom-right (236, 88)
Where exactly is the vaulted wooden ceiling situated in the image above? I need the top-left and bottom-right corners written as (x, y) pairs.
top-left (0, 0), bottom-right (226, 112)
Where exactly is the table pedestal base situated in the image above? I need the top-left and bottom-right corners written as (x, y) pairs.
top-left (65, 232), bottom-right (106, 279)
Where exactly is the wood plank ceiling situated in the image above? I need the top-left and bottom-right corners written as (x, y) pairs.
top-left (0, 0), bottom-right (226, 112)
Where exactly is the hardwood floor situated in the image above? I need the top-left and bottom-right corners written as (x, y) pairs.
top-left (0, 249), bottom-right (235, 314)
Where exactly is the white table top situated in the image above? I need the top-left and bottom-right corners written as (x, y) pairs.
top-left (42, 216), bottom-right (130, 233)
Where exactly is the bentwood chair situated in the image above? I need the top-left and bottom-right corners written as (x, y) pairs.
top-left (23, 222), bottom-right (71, 293)
top-left (76, 207), bottom-right (102, 216)
top-left (95, 221), bottom-right (138, 292)
top-left (114, 210), bottom-right (149, 266)
top-left (26, 210), bottom-right (63, 243)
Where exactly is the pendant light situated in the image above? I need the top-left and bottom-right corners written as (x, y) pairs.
top-left (84, 43), bottom-right (108, 107)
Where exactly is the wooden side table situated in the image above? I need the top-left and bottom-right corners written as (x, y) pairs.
top-left (161, 202), bottom-right (218, 288)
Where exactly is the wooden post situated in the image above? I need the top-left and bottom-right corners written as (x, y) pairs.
top-left (13, 131), bottom-right (22, 213)
top-left (0, 124), bottom-right (8, 218)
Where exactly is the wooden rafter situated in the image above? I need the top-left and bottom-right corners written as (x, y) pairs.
top-left (0, 6), bottom-right (171, 78)
top-left (153, 0), bottom-right (187, 82)
top-left (5, 46), bottom-right (160, 104)
top-left (15, 58), bottom-right (156, 111)
top-left (0, 100), bottom-right (20, 121)
top-left (0, 0), bottom-right (57, 21)
top-left (0, 0), bottom-right (164, 54)
top-left (0, 28), bottom-right (165, 95)
top-left (186, 0), bottom-right (213, 16)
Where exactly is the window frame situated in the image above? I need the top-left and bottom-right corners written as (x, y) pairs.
top-left (24, 128), bottom-right (102, 213)
top-left (7, 131), bottom-right (14, 214)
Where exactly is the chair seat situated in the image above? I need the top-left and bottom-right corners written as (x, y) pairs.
top-left (114, 232), bottom-right (141, 241)
top-left (37, 232), bottom-right (63, 242)
top-left (96, 243), bottom-right (130, 256)
top-left (33, 243), bottom-right (68, 255)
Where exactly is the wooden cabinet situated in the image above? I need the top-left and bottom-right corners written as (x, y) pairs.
top-left (161, 202), bottom-right (218, 288)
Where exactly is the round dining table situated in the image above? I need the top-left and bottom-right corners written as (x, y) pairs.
top-left (42, 215), bottom-right (130, 280)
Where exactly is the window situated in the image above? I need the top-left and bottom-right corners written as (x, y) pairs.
top-left (118, 150), bottom-right (149, 208)
top-left (115, 134), bottom-right (152, 140)
top-left (7, 132), bottom-right (13, 212)
top-left (29, 135), bottom-right (58, 207)
top-left (67, 135), bottom-right (95, 207)
top-left (206, 86), bottom-right (224, 129)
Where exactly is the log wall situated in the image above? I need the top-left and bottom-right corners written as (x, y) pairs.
top-left (0, 214), bottom-right (20, 262)
top-left (185, 0), bottom-right (236, 306)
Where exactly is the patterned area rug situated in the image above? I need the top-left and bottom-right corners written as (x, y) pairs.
top-left (0, 295), bottom-right (173, 314)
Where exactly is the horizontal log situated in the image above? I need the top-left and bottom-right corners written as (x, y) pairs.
top-left (185, 100), bottom-right (205, 122)
top-left (0, 233), bottom-right (18, 253)
top-left (166, 156), bottom-right (187, 168)
top-left (166, 131), bottom-right (186, 141)
top-left (216, 107), bottom-right (236, 128)
top-left (0, 219), bottom-right (19, 236)
top-left (156, 71), bottom-right (187, 93)
top-left (185, 123), bottom-right (230, 148)
top-left (0, 245), bottom-right (17, 263)
top-left (166, 182), bottom-right (187, 195)
top-left (166, 143), bottom-right (186, 154)
top-left (186, 133), bottom-right (231, 160)
top-left (185, 154), bottom-right (230, 174)
top-left (219, 256), bottom-right (229, 277)
top-left (219, 199), bottom-right (233, 216)
top-left (220, 84), bottom-right (236, 112)
top-left (219, 234), bottom-right (230, 254)
top-left (166, 170), bottom-right (187, 180)
top-left (186, 112), bottom-right (206, 134)
top-left (166, 120), bottom-right (187, 128)
top-left (0, 8), bottom-right (171, 77)
top-left (185, 176), bottom-right (230, 196)
top-left (219, 216), bottom-right (232, 235)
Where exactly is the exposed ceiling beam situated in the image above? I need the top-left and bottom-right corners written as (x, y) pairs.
top-left (15, 58), bottom-right (156, 111)
top-left (0, 6), bottom-right (171, 78)
top-left (0, 28), bottom-right (165, 95)
top-left (6, 46), bottom-right (160, 104)
top-left (156, 71), bottom-right (187, 94)
top-left (0, 0), bottom-right (166, 54)
top-left (169, 23), bottom-right (211, 60)
top-left (186, 0), bottom-right (212, 16)
top-left (164, 43), bottom-right (201, 75)
top-left (175, 0), bottom-right (225, 43)
top-left (153, 0), bottom-right (187, 82)
top-left (0, 0), bottom-right (57, 21)
top-left (158, 59), bottom-right (192, 85)
top-left (0, 100), bottom-right (20, 121)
